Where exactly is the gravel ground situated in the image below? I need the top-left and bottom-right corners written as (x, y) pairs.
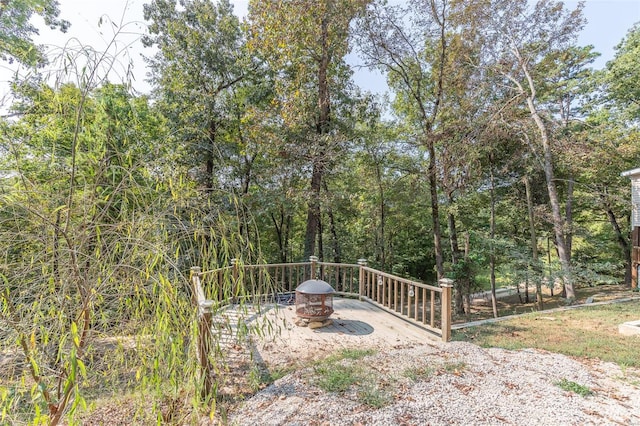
top-left (228, 340), bottom-right (640, 426)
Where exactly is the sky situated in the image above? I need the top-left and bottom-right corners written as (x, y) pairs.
top-left (0, 0), bottom-right (638, 103)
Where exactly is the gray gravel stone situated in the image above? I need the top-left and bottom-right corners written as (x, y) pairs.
top-left (229, 341), bottom-right (640, 426)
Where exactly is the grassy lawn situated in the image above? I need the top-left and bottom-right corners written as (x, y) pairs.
top-left (452, 299), bottom-right (640, 368)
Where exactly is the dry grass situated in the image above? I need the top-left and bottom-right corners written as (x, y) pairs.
top-left (452, 297), bottom-right (640, 367)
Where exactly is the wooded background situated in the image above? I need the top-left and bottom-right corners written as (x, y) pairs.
top-left (1, 0), bottom-right (638, 422)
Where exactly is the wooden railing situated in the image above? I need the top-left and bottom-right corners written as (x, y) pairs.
top-left (359, 265), bottom-right (453, 341)
top-left (191, 257), bottom-right (453, 342)
top-left (190, 257), bottom-right (453, 400)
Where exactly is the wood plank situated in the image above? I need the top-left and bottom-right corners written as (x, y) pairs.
top-left (242, 297), bottom-right (440, 367)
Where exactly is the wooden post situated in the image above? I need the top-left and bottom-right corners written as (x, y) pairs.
top-left (191, 266), bottom-right (203, 305)
top-left (309, 256), bottom-right (318, 279)
top-left (198, 300), bottom-right (214, 400)
top-left (191, 266), bottom-right (215, 400)
top-left (231, 258), bottom-right (238, 301)
top-left (439, 278), bottom-right (454, 342)
top-left (357, 259), bottom-right (367, 299)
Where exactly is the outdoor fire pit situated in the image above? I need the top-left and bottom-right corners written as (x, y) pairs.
top-left (295, 279), bottom-right (334, 324)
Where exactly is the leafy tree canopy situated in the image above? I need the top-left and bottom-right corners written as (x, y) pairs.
top-left (0, 0), bottom-right (69, 66)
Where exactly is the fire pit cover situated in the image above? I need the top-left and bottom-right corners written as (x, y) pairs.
top-left (296, 279), bottom-right (335, 294)
top-left (295, 279), bottom-right (334, 321)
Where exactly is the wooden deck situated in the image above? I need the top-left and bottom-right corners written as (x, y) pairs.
top-left (192, 263), bottom-right (450, 397)
top-left (233, 297), bottom-right (442, 367)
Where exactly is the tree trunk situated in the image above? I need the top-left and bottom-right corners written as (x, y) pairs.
top-left (565, 177), bottom-right (574, 261)
top-left (375, 161), bottom-right (386, 268)
top-left (304, 5), bottom-right (331, 259)
top-left (205, 119), bottom-right (216, 192)
top-left (525, 175), bottom-right (543, 310)
top-left (604, 198), bottom-right (632, 286)
top-left (521, 62), bottom-right (574, 300)
top-left (428, 140), bottom-right (445, 280)
top-left (318, 211), bottom-right (324, 262)
top-left (326, 207), bottom-right (340, 263)
top-left (489, 162), bottom-right (498, 318)
top-left (237, 156), bottom-right (253, 243)
top-left (447, 193), bottom-right (460, 263)
top-left (463, 232), bottom-right (471, 318)
top-left (323, 181), bottom-right (341, 263)
top-left (429, 1), bottom-right (447, 281)
top-left (284, 214), bottom-right (291, 263)
top-left (447, 192), bottom-right (465, 316)
top-left (271, 208), bottom-right (291, 264)
top-left (548, 236), bottom-right (554, 296)
top-left (303, 163), bottom-right (322, 258)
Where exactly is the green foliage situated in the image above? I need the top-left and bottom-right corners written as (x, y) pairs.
top-left (402, 361), bottom-right (465, 384)
top-left (555, 378), bottom-right (593, 397)
top-left (0, 69), bottom-right (265, 424)
top-left (327, 348), bottom-right (376, 362)
top-left (311, 347), bottom-right (391, 407)
top-left (1, 0), bottom-right (639, 422)
top-left (442, 362), bottom-right (467, 374)
top-left (313, 363), bottom-right (360, 393)
top-left (403, 365), bottom-right (434, 381)
top-left (312, 348), bottom-right (375, 393)
top-left (602, 24), bottom-right (640, 121)
top-left (0, 77), bottom-right (190, 423)
top-left (0, 0), bottom-right (69, 66)
top-left (255, 365), bottom-right (297, 388)
top-left (143, 0), bottom-right (265, 195)
top-left (357, 383), bottom-right (391, 408)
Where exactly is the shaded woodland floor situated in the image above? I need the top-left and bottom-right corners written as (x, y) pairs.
top-left (455, 284), bottom-right (636, 324)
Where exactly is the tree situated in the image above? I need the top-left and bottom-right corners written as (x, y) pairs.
top-left (540, 45), bottom-right (598, 264)
top-left (572, 26), bottom-right (640, 286)
top-left (143, 0), bottom-right (258, 194)
top-left (601, 24), bottom-right (640, 122)
top-left (248, 0), bottom-right (367, 259)
top-left (1, 78), bottom-right (175, 423)
top-left (0, 0), bottom-right (69, 66)
top-left (357, 0), bottom-right (498, 316)
top-left (591, 24), bottom-right (640, 286)
top-left (480, 0), bottom-right (586, 301)
top-left (356, 0), bottom-right (452, 280)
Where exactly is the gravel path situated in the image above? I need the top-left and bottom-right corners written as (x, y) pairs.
top-left (228, 341), bottom-right (640, 426)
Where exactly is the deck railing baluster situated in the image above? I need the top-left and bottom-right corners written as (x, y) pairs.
top-left (195, 261), bottom-right (453, 342)
top-left (393, 279), bottom-right (398, 311)
top-left (273, 265), bottom-right (278, 292)
top-left (382, 275), bottom-right (385, 306)
top-left (431, 290), bottom-right (436, 327)
top-left (369, 271), bottom-right (373, 299)
top-left (421, 287), bottom-right (426, 323)
top-left (385, 276), bottom-right (390, 307)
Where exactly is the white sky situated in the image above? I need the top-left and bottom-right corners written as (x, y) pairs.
top-left (0, 0), bottom-right (638, 103)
